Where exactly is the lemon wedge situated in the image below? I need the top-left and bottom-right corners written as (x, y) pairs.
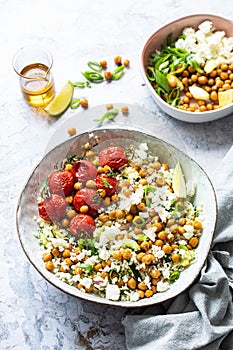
top-left (167, 73), bottom-right (184, 90)
top-left (218, 89), bottom-right (233, 107)
top-left (172, 162), bottom-right (187, 198)
top-left (44, 81), bottom-right (74, 116)
top-left (204, 59), bottom-right (217, 74)
top-left (189, 86), bottom-right (209, 100)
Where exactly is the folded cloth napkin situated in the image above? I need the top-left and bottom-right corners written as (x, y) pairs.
top-left (122, 146), bottom-right (233, 350)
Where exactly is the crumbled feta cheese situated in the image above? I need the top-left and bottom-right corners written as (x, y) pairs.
top-left (161, 265), bottom-right (171, 279)
top-left (183, 225), bottom-right (194, 240)
top-left (50, 238), bottom-right (69, 249)
top-left (144, 227), bottom-right (156, 242)
top-left (105, 284), bottom-right (120, 301)
top-left (130, 291), bottom-right (140, 302)
top-left (144, 275), bottom-right (151, 289)
top-left (99, 247), bottom-right (111, 260)
top-left (156, 281), bottom-right (170, 292)
top-left (152, 245), bottom-right (165, 259)
top-left (175, 20), bottom-right (233, 65)
top-left (98, 225), bottom-right (121, 246)
top-left (118, 186), bottom-right (144, 211)
top-left (79, 277), bottom-right (92, 289)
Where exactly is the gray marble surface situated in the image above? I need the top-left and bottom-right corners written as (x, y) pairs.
top-left (1, 0), bottom-right (233, 349)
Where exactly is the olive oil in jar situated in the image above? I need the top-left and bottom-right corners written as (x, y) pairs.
top-left (20, 63), bottom-right (55, 107)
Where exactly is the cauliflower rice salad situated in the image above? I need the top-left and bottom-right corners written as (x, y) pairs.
top-left (36, 137), bottom-right (204, 302)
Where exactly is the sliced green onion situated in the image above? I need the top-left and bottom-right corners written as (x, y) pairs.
top-left (146, 66), bottom-right (156, 82)
top-left (70, 98), bottom-right (81, 109)
top-left (87, 61), bottom-right (102, 72)
top-left (71, 81), bottom-right (91, 88)
top-left (178, 244), bottom-right (188, 251)
top-left (132, 216), bottom-right (146, 227)
top-left (136, 233), bottom-right (149, 241)
top-left (155, 69), bottom-right (170, 93)
top-left (111, 65), bottom-right (125, 80)
top-left (81, 70), bottom-right (104, 82)
top-left (186, 57), bottom-right (203, 74)
top-left (169, 270), bottom-right (180, 283)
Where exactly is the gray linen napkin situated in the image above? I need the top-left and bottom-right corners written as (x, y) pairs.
top-left (122, 146), bottom-right (233, 350)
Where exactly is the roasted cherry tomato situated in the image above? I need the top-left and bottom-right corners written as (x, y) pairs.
top-left (38, 201), bottom-right (51, 221)
top-left (69, 213), bottom-right (96, 237)
top-left (71, 160), bottom-right (97, 184)
top-left (48, 170), bottom-right (74, 196)
top-left (38, 194), bottom-right (67, 222)
top-left (96, 173), bottom-right (117, 197)
top-left (73, 188), bottom-right (101, 216)
top-left (98, 146), bottom-right (128, 169)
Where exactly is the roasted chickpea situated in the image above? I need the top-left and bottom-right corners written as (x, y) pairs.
top-left (150, 269), bottom-right (161, 279)
top-left (138, 281), bottom-right (147, 291)
top-left (182, 77), bottom-right (189, 85)
top-left (199, 105), bottom-right (207, 112)
top-left (62, 249), bottom-right (71, 258)
top-left (162, 244), bottom-right (172, 254)
top-left (122, 249), bottom-right (132, 260)
top-left (220, 63), bottom-right (228, 71)
top-left (208, 78), bottom-right (215, 86)
top-left (141, 254), bottom-right (155, 265)
top-left (145, 290), bottom-right (154, 298)
top-left (215, 79), bottom-right (223, 88)
top-left (198, 76), bottom-right (208, 85)
top-left (189, 236), bottom-right (199, 248)
top-left (182, 70), bottom-right (189, 77)
top-left (43, 252), bottom-right (52, 262)
top-left (209, 70), bottom-right (217, 78)
top-left (140, 241), bottom-right (150, 251)
top-left (171, 253), bottom-right (180, 263)
top-left (220, 72), bottom-right (228, 80)
top-left (193, 220), bottom-right (203, 230)
top-left (191, 74), bottom-right (198, 82)
top-left (115, 209), bottom-right (125, 219)
top-left (45, 261), bottom-right (54, 271)
top-left (80, 98), bottom-right (88, 108)
top-left (127, 278), bottom-right (137, 289)
top-left (210, 91), bottom-right (218, 101)
top-left (223, 83), bottom-right (231, 91)
top-left (113, 251), bottom-right (122, 260)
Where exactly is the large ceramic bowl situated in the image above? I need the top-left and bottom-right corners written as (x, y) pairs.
top-left (16, 126), bottom-right (217, 307)
top-left (140, 14), bottom-right (233, 123)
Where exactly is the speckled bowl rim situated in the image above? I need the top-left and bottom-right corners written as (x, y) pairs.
top-left (16, 124), bottom-right (218, 308)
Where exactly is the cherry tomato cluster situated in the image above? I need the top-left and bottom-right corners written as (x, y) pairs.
top-left (38, 146), bottom-right (128, 238)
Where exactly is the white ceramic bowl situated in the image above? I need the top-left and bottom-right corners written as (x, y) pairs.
top-left (140, 14), bottom-right (233, 123)
top-left (16, 125), bottom-right (217, 307)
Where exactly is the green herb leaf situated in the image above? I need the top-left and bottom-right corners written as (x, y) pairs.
top-left (129, 263), bottom-right (141, 281)
top-left (93, 108), bottom-right (119, 126)
top-left (79, 263), bottom-right (94, 271)
top-left (100, 176), bottom-right (110, 188)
